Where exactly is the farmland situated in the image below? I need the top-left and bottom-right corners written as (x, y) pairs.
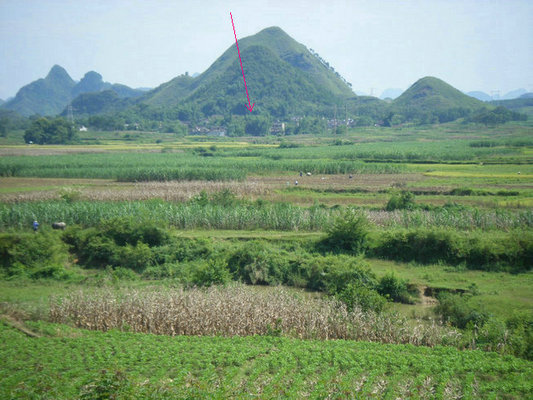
top-left (0, 121), bottom-right (532, 398)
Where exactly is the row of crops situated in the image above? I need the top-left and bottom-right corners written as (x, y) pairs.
top-left (0, 152), bottom-right (404, 181)
top-left (1, 200), bottom-right (531, 231)
top-left (1, 321), bottom-right (531, 399)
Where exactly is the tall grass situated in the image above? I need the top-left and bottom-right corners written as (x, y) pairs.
top-left (0, 200), bottom-right (530, 231)
top-left (0, 152), bottom-right (403, 181)
top-left (49, 285), bottom-right (461, 346)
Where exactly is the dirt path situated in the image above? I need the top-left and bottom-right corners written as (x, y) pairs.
top-left (419, 286), bottom-right (438, 307)
top-left (0, 314), bottom-right (41, 338)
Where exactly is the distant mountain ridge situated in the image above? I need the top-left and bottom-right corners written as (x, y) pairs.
top-left (1, 66), bottom-right (145, 116)
top-left (467, 91), bottom-right (492, 102)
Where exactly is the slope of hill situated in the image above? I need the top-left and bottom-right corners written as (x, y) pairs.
top-left (142, 26), bottom-right (354, 112)
top-left (185, 45), bottom-right (343, 116)
top-left (392, 77), bottom-right (484, 122)
top-left (0, 99), bottom-right (4, 106)
top-left (2, 65), bottom-right (76, 116)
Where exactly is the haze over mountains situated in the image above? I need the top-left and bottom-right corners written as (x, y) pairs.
top-left (1, 66), bottom-right (145, 117)
top-left (0, 26), bottom-right (529, 124)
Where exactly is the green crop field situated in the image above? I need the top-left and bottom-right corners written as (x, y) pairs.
top-left (0, 121), bottom-right (532, 398)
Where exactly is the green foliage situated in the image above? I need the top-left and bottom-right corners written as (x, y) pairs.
top-left (24, 117), bottom-right (77, 144)
top-left (385, 190), bottom-right (415, 211)
top-left (434, 293), bottom-right (489, 329)
top-left (245, 115), bottom-right (271, 136)
top-left (372, 228), bottom-right (533, 272)
top-left (377, 273), bottom-right (412, 303)
top-left (2, 321), bottom-right (531, 399)
top-left (227, 241), bottom-right (290, 285)
top-left (321, 209), bottom-right (369, 254)
top-left (63, 218), bottom-right (169, 271)
top-left (79, 370), bottom-right (135, 400)
top-left (336, 284), bottom-right (387, 312)
top-left (468, 106), bottom-right (527, 125)
top-left (0, 231), bottom-right (67, 278)
top-left (193, 258), bottom-right (231, 287)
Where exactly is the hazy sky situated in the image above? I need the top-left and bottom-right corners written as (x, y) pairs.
top-left (1, 0), bottom-right (531, 100)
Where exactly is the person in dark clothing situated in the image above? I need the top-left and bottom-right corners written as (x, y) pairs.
top-left (33, 220), bottom-right (39, 232)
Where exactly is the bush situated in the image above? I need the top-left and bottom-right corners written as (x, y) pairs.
top-left (227, 241), bottom-right (290, 285)
top-left (305, 255), bottom-right (377, 295)
top-left (0, 231), bottom-right (67, 277)
top-left (385, 191), bottom-right (415, 211)
top-left (320, 209), bottom-right (369, 254)
top-left (336, 284), bottom-right (387, 312)
top-left (434, 293), bottom-right (489, 329)
top-left (377, 273), bottom-right (413, 303)
top-left (193, 258), bottom-right (231, 287)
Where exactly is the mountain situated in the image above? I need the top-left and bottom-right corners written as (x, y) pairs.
top-left (502, 88), bottom-right (527, 100)
top-left (141, 26), bottom-right (354, 115)
top-left (520, 93), bottom-right (533, 99)
top-left (392, 77), bottom-right (484, 122)
top-left (71, 71), bottom-right (111, 97)
top-left (467, 91), bottom-right (492, 102)
top-left (0, 99), bottom-right (4, 106)
top-left (2, 65), bottom-right (76, 116)
top-left (1, 66), bottom-right (146, 117)
top-left (380, 88), bottom-right (403, 100)
top-left (65, 90), bottom-right (133, 116)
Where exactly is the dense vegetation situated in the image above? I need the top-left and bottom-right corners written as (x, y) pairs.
top-left (23, 117), bottom-right (77, 144)
top-left (0, 115), bottom-right (531, 397)
top-left (2, 321), bottom-right (531, 399)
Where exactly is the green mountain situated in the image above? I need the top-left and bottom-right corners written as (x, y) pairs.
top-left (71, 71), bottom-right (111, 97)
top-left (2, 66), bottom-right (146, 117)
top-left (142, 26), bottom-right (355, 115)
top-left (65, 90), bottom-right (132, 116)
top-left (0, 99), bottom-right (4, 106)
top-left (392, 77), bottom-right (484, 122)
top-left (2, 65), bottom-right (76, 116)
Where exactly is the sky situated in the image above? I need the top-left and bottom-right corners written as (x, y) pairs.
top-left (0, 0), bottom-right (532, 100)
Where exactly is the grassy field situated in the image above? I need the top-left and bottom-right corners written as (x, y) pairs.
top-left (0, 121), bottom-right (531, 398)
top-left (2, 320), bottom-right (531, 399)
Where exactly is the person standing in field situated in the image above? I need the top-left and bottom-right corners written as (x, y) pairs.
top-left (33, 220), bottom-right (39, 233)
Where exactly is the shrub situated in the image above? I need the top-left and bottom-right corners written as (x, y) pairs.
top-left (0, 231), bottom-right (67, 277)
top-left (385, 191), bottom-right (415, 211)
top-left (321, 208), bottom-right (369, 254)
top-left (305, 255), bottom-right (377, 295)
top-left (227, 241), bottom-right (290, 285)
top-left (434, 293), bottom-right (489, 329)
top-left (336, 284), bottom-right (387, 312)
top-left (377, 273), bottom-right (413, 304)
top-left (193, 259), bottom-right (231, 287)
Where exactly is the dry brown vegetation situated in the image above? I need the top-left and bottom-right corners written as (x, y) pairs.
top-left (49, 285), bottom-right (461, 347)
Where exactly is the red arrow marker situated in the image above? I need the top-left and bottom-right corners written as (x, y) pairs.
top-left (230, 12), bottom-right (255, 112)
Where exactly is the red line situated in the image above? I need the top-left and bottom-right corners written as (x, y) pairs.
top-left (230, 12), bottom-right (254, 110)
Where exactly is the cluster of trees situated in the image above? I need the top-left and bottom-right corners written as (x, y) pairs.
top-left (467, 106), bottom-right (527, 125)
top-left (24, 117), bottom-right (77, 144)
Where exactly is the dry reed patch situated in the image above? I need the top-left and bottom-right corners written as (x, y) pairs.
top-left (0, 180), bottom-right (272, 202)
top-left (0, 147), bottom-right (117, 156)
top-left (49, 285), bottom-right (461, 347)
